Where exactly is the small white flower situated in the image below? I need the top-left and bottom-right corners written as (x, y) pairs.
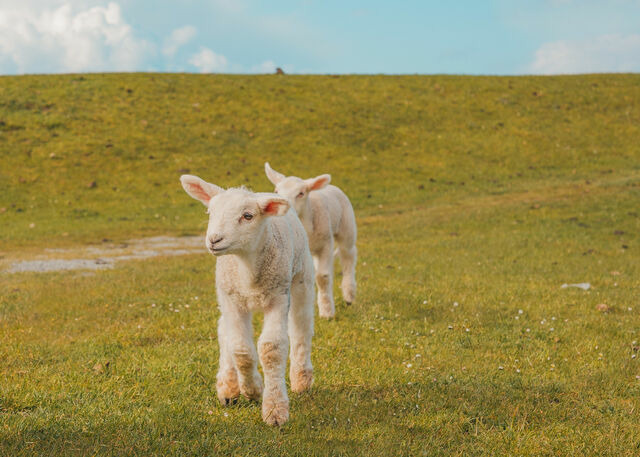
top-left (498, 366), bottom-right (504, 370)
top-left (516, 369), bottom-right (521, 373)
top-left (453, 302), bottom-right (459, 307)
top-left (448, 325), bottom-right (453, 330)
top-left (151, 303), bottom-right (156, 307)
top-left (223, 412), bottom-right (229, 417)
top-left (515, 316), bottom-right (519, 320)
top-left (632, 354), bottom-right (637, 359)
top-left (518, 309), bottom-right (523, 314)
top-left (465, 328), bottom-right (470, 332)
top-left (423, 300), bottom-right (427, 305)
top-left (526, 328), bottom-right (530, 332)
top-left (406, 363), bottom-right (413, 368)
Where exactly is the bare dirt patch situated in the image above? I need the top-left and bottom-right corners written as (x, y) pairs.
top-left (2, 236), bottom-right (204, 273)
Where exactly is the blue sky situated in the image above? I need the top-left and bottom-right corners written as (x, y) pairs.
top-left (1, 0), bottom-right (639, 75)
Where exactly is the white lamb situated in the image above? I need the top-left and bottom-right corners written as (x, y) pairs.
top-left (264, 163), bottom-right (357, 318)
top-left (180, 174), bottom-right (315, 426)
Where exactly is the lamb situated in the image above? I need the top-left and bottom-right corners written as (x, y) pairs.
top-left (264, 163), bottom-right (357, 318)
top-left (180, 174), bottom-right (315, 426)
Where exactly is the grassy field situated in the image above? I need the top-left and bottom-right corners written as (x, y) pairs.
top-left (1, 73), bottom-right (639, 456)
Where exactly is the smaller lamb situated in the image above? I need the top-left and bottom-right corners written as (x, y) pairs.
top-left (180, 174), bottom-right (315, 426)
top-left (265, 163), bottom-right (357, 318)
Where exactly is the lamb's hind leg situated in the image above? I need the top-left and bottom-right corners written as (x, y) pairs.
top-left (289, 274), bottom-right (314, 392)
top-left (314, 240), bottom-right (335, 318)
top-left (338, 241), bottom-right (357, 305)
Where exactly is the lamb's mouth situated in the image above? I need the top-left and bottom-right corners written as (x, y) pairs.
top-left (210, 245), bottom-right (230, 255)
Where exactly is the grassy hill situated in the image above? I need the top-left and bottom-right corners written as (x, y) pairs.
top-left (1, 73), bottom-right (639, 456)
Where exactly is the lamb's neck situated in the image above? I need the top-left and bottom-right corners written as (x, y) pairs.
top-left (233, 223), bottom-right (274, 282)
top-left (297, 200), bottom-right (314, 234)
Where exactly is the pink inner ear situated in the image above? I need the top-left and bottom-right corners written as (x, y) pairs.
top-left (310, 177), bottom-right (328, 190)
top-left (189, 184), bottom-right (211, 204)
top-left (263, 201), bottom-right (281, 215)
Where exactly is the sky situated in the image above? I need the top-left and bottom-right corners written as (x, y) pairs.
top-left (0, 0), bottom-right (639, 75)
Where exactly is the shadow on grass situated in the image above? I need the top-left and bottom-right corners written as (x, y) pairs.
top-left (0, 377), bottom-right (598, 457)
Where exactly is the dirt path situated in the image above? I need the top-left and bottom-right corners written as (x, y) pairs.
top-left (2, 236), bottom-right (205, 273)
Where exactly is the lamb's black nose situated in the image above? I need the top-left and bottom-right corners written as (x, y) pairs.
top-left (209, 236), bottom-right (224, 248)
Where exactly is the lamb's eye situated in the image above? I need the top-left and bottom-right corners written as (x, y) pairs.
top-left (242, 212), bottom-right (253, 221)
top-left (297, 192), bottom-right (304, 198)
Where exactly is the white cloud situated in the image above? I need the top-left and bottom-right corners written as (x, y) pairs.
top-left (530, 34), bottom-right (640, 74)
top-left (162, 25), bottom-right (196, 57)
top-left (0, 2), bottom-right (152, 74)
top-left (188, 47), bottom-right (228, 73)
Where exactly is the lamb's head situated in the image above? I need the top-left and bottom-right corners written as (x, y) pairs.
top-left (180, 174), bottom-right (289, 256)
top-left (264, 162), bottom-right (331, 215)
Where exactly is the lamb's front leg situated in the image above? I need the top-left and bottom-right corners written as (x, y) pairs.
top-left (216, 314), bottom-right (240, 405)
top-left (225, 308), bottom-right (263, 402)
top-left (259, 296), bottom-right (290, 426)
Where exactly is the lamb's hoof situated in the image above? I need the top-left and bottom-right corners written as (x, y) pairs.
top-left (342, 288), bottom-right (355, 305)
top-left (291, 368), bottom-right (314, 393)
top-left (217, 378), bottom-right (240, 406)
top-left (262, 400), bottom-right (289, 426)
top-left (318, 305), bottom-right (335, 319)
top-left (345, 301), bottom-right (352, 306)
top-left (241, 382), bottom-right (263, 402)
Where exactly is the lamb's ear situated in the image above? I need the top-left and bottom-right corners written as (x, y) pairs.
top-left (257, 195), bottom-right (290, 217)
top-left (265, 162), bottom-right (285, 185)
top-left (305, 174), bottom-right (331, 192)
top-left (180, 175), bottom-right (223, 206)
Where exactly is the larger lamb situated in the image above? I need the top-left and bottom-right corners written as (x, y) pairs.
top-left (180, 174), bottom-right (315, 426)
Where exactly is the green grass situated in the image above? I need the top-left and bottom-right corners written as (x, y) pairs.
top-left (1, 73), bottom-right (640, 456)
